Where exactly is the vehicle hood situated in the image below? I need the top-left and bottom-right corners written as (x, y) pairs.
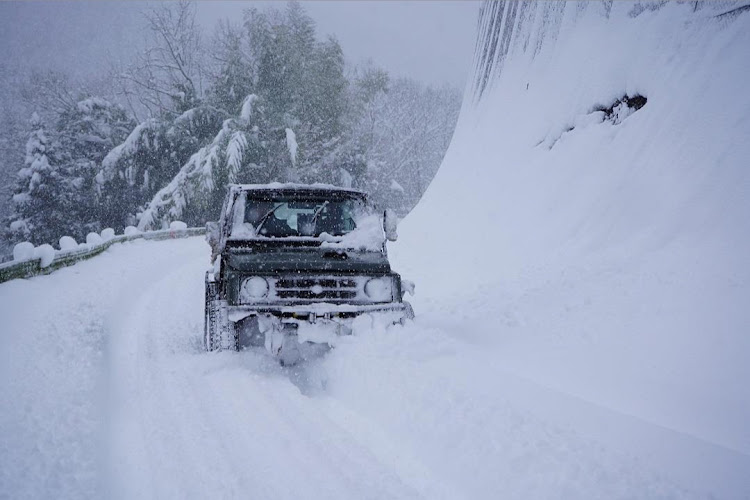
top-left (225, 245), bottom-right (391, 274)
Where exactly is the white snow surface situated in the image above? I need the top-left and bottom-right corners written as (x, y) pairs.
top-left (100, 228), bottom-right (115, 241)
top-left (0, 238), bottom-right (453, 499)
top-left (58, 236), bottom-right (78, 251)
top-left (320, 214), bottom-right (385, 252)
top-left (32, 244), bottom-right (55, 268)
top-left (85, 232), bottom-right (104, 246)
top-left (2, 236), bottom-right (747, 499)
top-left (240, 94), bottom-right (258, 121)
top-left (388, 1), bottom-right (750, 496)
top-left (231, 182), bottom-right (365, 194)
top-left (2, 3), bottom-right (750, 500)
top-left (12, 241), bottom-right (34, 261)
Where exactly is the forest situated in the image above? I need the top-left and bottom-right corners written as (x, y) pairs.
top-left (0, 1), bottom-right (460, 249)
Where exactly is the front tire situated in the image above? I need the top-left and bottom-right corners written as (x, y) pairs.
top-left (399, 301), bottom-right (415, 324)
top-left (204, 273), bottom-right (237, 351)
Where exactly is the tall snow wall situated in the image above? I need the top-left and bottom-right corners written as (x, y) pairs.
top-left (392, 0), bottom-right (750, 456)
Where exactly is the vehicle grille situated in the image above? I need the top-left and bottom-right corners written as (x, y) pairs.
top-left (273, 276), bottom-right (360, 302)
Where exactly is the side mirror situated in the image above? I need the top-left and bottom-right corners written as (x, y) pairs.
top-left (384, 209), bottom-right (398, 242)
top-left (206, 221), bottom-right (221, 259)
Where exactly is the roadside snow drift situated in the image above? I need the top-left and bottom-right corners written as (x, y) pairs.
top-left (389, 0), bottom-right (750, 496)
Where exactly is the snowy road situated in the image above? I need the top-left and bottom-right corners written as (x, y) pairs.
top-left (2, 237), bottom-right (749, 499)
top-left (103, 239), bottom-right (442, 500)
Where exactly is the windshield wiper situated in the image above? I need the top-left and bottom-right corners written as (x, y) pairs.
top-left (255, 203), bottom-right (284, 233)
top-left (311, 201), bottom-right (329, 223)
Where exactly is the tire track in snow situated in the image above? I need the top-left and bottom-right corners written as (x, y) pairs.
top-left (5, 236), bottom-right (747, 499)
top-left (1, 238), bottom-right (207, 499)
top-left (104, 238), bottom-right (436, 499)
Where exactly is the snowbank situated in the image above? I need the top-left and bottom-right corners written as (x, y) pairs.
top-left (100, 228), bottom-right (115, 241)
top-left (58, 236), bottom-right (78, 251)
top-left (388, 1), bottom-right (750, 493)
top-left (32, 244), bottom-right (55, 268)
top-left (2, 226), bottom-right (205, 285)
top-left (86, 232), bottom-right (103, 246)
top-left (12, 242), bottom-right (34, 261)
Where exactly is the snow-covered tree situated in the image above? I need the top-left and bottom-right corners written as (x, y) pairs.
top-left (207, 20), bottom-right (256, 115)
top-left (243, 2), bottom-right (349, 178)
top-left (97, 104), bottom-right (226, 230)
top-left (138, 95), bottom-right (272, 230)
top-left (137, 3), bottom-right (459, 228)
top-left (1, 1), bottom-right (461, 249)
top-left (53, 98), bottom-right (136, 236)
top-left (114, 1), bottom-right (206, 119)
top-left (0, 63), bottom-right (29, 253)
top-left (346, 70), bottom-right (461, 213)
top-left (6, 113), bottom-right (68, 245)
top-left (5, 99), bottom-right (141, 244)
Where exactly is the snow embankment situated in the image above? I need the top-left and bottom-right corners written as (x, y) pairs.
top-left (388, 0), bottom-right (750, 494)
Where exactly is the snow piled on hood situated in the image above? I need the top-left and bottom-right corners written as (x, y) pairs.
top-left (320, 213), bottom-right (384, 252)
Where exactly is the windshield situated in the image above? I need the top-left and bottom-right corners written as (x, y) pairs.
top-left (232, 193), bottom-right (370, 238)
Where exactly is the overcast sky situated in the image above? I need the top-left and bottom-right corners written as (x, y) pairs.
top-left (0, 1), bottom-right (479, 89)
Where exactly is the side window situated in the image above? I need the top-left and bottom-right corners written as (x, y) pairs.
top-left (221, 191), bottom-right (239, 236)
top-left (230, 191), bottom-right (248, 235)
top-left (340, 200), bottom-right (358, 233)
top-left (347, 199), bottom-right (370, 231)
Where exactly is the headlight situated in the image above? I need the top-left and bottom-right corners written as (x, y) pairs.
top-left (241, 276), bottom-right (269, 302)
top-left (364, 276), bottom-right (394, 302)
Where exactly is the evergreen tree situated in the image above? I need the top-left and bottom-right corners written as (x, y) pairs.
top-left (208, 21), bottom-right (256, 114)
top-left (305, 35), bottom-right (347, 146)
top-left (243, 3), bottom-right (348, 181)
top-left (346, 69), bottom-right (461, 213)
top-left (138, 94), bottom-right (270, 230)
top-left (137, 2), bottom-right (459, 229)
top-left (7, 113), bottom-right (68, 245)
top-left (2, 1), bottom-right (461, 246)
top-left (0, 63), bottom-right (29, 253)
top-left (54, 98), bottom-right (136, 237)
top-left (97, 104), bottom-right (226, 230)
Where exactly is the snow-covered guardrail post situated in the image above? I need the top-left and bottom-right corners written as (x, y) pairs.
top-left (0, 223), bottom-right (205, 284)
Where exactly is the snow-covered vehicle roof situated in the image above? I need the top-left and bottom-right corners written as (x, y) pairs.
top-left (229, 182), bottom-right (366, 197)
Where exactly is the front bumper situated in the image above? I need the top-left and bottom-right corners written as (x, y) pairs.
top-left (227, 301), bottom-right (413, 365)
top-left (226, 301), bottom-right (413, 325)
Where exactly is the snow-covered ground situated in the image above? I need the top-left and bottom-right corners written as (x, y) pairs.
top-left (3, 236), bottom-right (747, 499)
top-left (0, 238), bottom-right (445, 499)
top-left (2, 2), bottom-right (750, 499)
top-left (391, 1), bottom-right (750, 497)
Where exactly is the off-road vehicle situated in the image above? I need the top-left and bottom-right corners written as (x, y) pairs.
top-left (205, 183), bottom-right (414, 364)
